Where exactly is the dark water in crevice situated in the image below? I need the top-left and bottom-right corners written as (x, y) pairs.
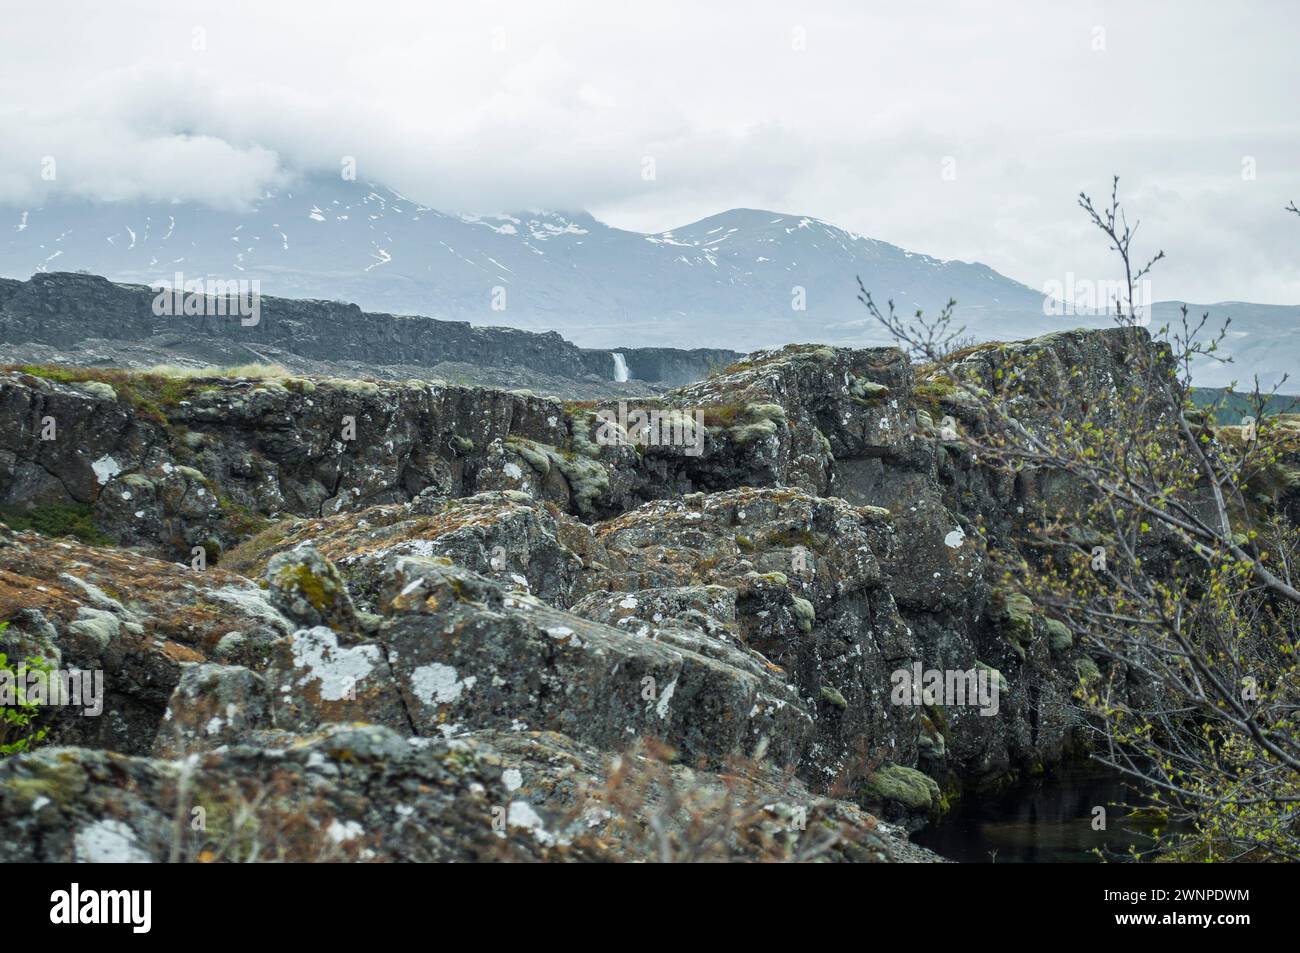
top-left (911, 764), bottom-right (1166, 863)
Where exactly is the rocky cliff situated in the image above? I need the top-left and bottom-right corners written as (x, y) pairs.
top-left (0, 326), bottom-right (1233, 862)
top-left (0, 272), bottom-right (739, 390)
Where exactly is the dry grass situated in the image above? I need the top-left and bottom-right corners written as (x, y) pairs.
top-left (139, 362), bottom-right (293, 380)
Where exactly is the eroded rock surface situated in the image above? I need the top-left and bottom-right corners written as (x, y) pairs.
top-left (0, 327), bottom-right (1212, 861)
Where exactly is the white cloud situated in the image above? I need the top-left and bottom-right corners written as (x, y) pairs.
top-left (0, 0), bottom-right (1297, 302)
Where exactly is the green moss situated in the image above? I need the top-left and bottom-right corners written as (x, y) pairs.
top-left (766, 527), bottom-right (825, 551)
top-left (1075, 657), bottom-right (1102, 684)
top-left (729, 420), bottom-right (779, 445)
top-left (507, 437), bottom-right (553, 476)
top-left (861, 764), bottom-right (942, 813)
top-left (1044, 617), bottom-right (1073, 652)
top-left (0, 502), bottom-right (109, 545)
top-left (1, 756), bottom-right (83, 799)
top-left (11, 364), bottom-right (212, 426)
top-left (220, 517), bottom-right (302, 574)
top-left (276, 562), bottom-right (332, 612)
top-left (924, 704), bottom-right (950, 734)
top-left (848, 375), bottom-right (890, 405)
top-left (510, 437), bottom-right (609, 514)
top-left (333, 379), bottom-right (381, 396)
top-left (790, 596), bottom-right (815, 632)
top-left (819, 685), bottom-right (848, 709)
top-left (568, 419), bottom-right (603, 460)
top-left (914, 375), bottom-right (985, 417)
top-left (914, 379), bottom-right (956, 399)
top-left (745, 403), bottom-right (787, 424)
top-left (991, 588), bottom-right (1034, 658)
top-left (725, 403), bottom-right (788, 446)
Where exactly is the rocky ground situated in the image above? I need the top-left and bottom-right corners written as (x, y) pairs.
top-left (4, 326), bottom-right (1272, 862)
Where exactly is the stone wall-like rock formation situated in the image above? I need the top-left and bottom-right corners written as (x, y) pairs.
top-left (0, 272), bottom-right (739, 385)
top-left (0, 325), bottom-right (1233, 862)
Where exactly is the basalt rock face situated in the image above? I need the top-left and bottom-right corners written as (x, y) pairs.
top-left (0, 327), bottom-right (1179, 861)
top-left (0, 272), bottom-right (735, 386)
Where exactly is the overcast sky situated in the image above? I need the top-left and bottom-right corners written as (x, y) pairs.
top-left (1, 0), bottom-right (1297, 303)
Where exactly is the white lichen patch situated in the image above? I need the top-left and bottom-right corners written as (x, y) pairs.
top-left (410, 662), bottom-right (475, 706)
top-left (209, 585), bottom-right (292, 632)
top-left (290, 626), bottom-right (381, 701)
top-left (74, 819), bottom-right (151, 863)
top-left (327, 818), bottom-right (365, 843)
top-left (91, 454), bottom-right (122, 485)
top-left (506, 801), bottom-right (554, 844)
top-left (544, 624), bottom-right (575, 639)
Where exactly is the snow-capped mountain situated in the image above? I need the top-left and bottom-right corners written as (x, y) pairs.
top-left (1, 175), bottom-right (1294, 388)
top-left (0, 176), bottom-right (1045, 347)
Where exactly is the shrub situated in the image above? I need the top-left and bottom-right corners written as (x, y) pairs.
top-left (0, 623), bottom-right (53, 757)
top-left (0, 502), bottom-right (109, 545)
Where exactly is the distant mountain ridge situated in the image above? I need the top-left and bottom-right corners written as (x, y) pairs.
top-left (1, 175), bottom-right (1294, 387)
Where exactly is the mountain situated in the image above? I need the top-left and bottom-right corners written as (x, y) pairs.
top-left (2, 176), bottom-right (1294, 387)
top-left (0, 176), bottom-right (1044, 344)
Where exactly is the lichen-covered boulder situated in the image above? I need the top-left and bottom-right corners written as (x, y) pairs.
top-left (0, 326), bottom-right (1206, 859)
top-left (226, 491), bottom-right (589, 611)
top-left (379, 557), bottom-right (813, 771)
top-left (152, 663), bottom-right (271, 758)
top-left (580, 487), bottom-right (921, 794)
top-left (266, 545), bottom-right (362, 634)
top-left (0, 722), bottom-right (943, 863)
top-left (570, 585), bottom-right (738, 641)
top-left (263, 626), bottom-right (410, 736)
top-left (0, 524), bottom-right (292, 754)
top-left (860, 763), bottom-right (946, 830)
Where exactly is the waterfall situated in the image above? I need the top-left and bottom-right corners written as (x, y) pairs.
top-left (611, 352), bottom-right (629, 383)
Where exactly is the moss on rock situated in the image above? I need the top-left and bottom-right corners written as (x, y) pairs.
top-left (861, 764), bottom-right (941, 813)
top-left (266, 545), bottom-right (359, 633)
top-left (1044, 617), bottom-right (1073, 652)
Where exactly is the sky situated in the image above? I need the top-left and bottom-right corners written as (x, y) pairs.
top-left (1, 0), bottom-right (1297, 304)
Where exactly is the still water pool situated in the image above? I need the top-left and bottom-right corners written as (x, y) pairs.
top-left (910, 764), bottom-right (1167, 863)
